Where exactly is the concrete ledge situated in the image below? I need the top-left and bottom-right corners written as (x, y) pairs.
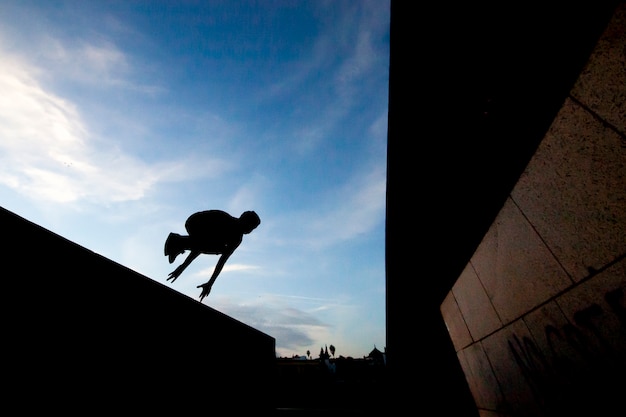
top-left (2, 206), bottom-right (276, 413)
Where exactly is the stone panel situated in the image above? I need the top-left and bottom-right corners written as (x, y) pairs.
top-left (471, 198), bottom-right (573, 323)
top-left (571, 3), bottom-right (626, 134)
top-left (522, 301), bottom-right (591, 387)
top-left (511, 98), bottom-right (626, 281)
top-left (452, 262), bottom-right (502, 341)
top-left (441, 290), bottom-right (473, 351)
top-left (458, 343), bottom-right (506, 411)
top-left (481, 320), bottom-right (544, 417)
top-left (555, 259), bottom-right (626, 369)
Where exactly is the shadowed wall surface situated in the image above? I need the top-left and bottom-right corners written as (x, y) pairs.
top-left (440, 3), bottom-right (625, 416)
top-left (386, 0), bottom-right (621, 415)
top-left (2, 206), bottom-right (276, 413)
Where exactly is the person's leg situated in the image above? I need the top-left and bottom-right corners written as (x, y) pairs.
top-left (164, 233), bottom-right (190, 263)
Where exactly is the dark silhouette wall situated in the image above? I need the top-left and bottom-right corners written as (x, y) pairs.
top-left (2, 206), bottom-right (275, 413)
top-left (441, 4), bottom-right (626, 415)
top-left (385, 1), bottom-right (620, 415)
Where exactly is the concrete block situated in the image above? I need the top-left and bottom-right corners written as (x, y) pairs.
top-left (522, 300), bottom-right (588, 382)
top-left (571, 3), bottom-right (626, 134)
top-left (555, 259), bottom-right (626, 369)
top-left (441, 290), bottom-right (474, 351)
top-left (481, 320), bottom-right (544, 417)
top-left (458, 342), bottom-right (506, 411)
top-left (511, 98), bottom-right (626, 281)
top-left (452, 263), bottom-right (503, 341)
top-left (471, 198), bottom-right (573, 323)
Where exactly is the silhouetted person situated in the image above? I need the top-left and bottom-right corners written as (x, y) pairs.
top-left (164, 209), bottom-right (261, 301)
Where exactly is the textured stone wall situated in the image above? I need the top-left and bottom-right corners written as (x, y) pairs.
top-left (440, 4), bottom-right (626, 416)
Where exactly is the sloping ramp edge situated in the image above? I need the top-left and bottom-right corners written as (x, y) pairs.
top-left (2, 206), bottom-right (276, 413)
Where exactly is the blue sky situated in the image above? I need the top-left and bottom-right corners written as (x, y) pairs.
top-left (0, 1), bottom-right (389, 359)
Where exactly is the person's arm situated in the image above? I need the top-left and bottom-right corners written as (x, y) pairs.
top-left (210, 251), bottom-right (231, 284)
top-left (197, 248), bottom-right (234, 301)
top-left (167, 251), bottom-right (200, 282)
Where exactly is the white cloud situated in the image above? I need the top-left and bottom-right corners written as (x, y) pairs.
top-left (193, 264), bottom-right (260, 278)
top-left (82, 41), bottom-right (128, 72)
top-left (252, 163), bottom-right (386, 254)
top-left (334, 28), bottom-right (377, 98)
top-left (0, 50), bottom-right (226, 205)
top-left (28, 31), bottom-right (163, 95)
top-left (259, 2), bottom-right (389, 158)
top-left (207, 292), bottom-right (375, 358)
top-left (211, 295), bottom-right (333, 357)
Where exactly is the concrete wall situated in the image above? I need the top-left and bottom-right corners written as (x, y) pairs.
top-left (440, 4), bottom-right (626, 416)
top-left (2, 206), bottom-right (276, 413)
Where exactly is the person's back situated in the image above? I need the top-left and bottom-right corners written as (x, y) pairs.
top-left (164, 209), bottom-right (261, 301)
top-left (185, 210), bottom-right (241, 254)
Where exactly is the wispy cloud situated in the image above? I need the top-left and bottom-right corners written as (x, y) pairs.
top-left (40, 36), bottom-right (129, 84)
top-left (209, 290), bottom-right (371, 358)
top-left (253, 148), bottom-right (386, 253)
top-left (300, 164), bottom-right (386, 248)
top-left (212, 296), bottom-right (333, 357)
top-left (9, 23), bottom-right (164, 96)
top-left (193, 264), bottom-right (260, 278)
top-left (258, 1), bottom-right (389, 158)
top-left (0, 49), bottom-right (227, 205)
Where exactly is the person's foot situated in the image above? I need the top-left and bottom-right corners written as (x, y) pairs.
top-left (169, 250), bottom-right (184, 264)
top-left (164, 233), bottom-right (184, 263)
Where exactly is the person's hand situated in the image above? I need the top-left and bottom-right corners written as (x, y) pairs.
top-left (197, 282), bottom-right (212, 301)
top-left (167, 265), bottom-right (185, 282)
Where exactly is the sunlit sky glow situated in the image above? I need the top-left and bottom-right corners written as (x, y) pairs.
top-left (0, 0), bottom-right (389, 358)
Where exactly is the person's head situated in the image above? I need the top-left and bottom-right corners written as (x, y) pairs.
top-left (239, 210), bottom-right (261, 234)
